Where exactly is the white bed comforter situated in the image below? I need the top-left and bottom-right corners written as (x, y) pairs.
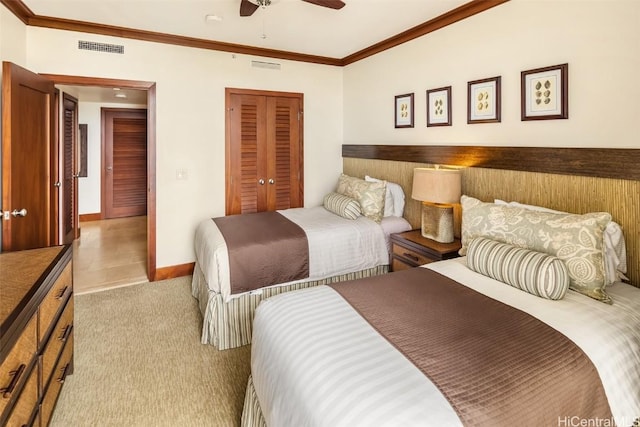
top-left (251, 258), bottom-right (640, 427)
top-left (194, 207), bottom-right (389, 302)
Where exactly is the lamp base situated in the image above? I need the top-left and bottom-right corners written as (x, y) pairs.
top-left (421, 202), bottom-right (454, 243)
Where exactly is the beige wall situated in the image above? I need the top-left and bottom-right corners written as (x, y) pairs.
top-left (24, 27), bottom-right (344, 268)
top-left (0, 6), bottom-right (26, 66)
top-left (343, 0), bottom-right (640, 148)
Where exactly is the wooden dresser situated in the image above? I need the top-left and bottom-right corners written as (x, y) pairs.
top-left (0, 245), bottom-right (73, 427)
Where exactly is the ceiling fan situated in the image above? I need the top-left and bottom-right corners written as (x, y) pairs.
top-left (240, 0), bottom-right (346, 17)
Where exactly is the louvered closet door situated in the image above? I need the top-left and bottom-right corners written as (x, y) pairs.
top-left (226, 89), bottom-right (303, 215)
top-left (266, 96), bottom-right (302, 210)
top-left (227, 94), bottom-right (268, 214)
top-left (62, 93), bottom-right (78, 244)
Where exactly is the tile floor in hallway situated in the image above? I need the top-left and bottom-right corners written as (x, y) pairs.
top-left (73, 216), bottom-right (148, 295)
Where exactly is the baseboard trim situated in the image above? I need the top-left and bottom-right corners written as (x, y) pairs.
top-left (79, 213), bottom-right (102, 222)
top-left (154, 262), bottom-right (195, 281)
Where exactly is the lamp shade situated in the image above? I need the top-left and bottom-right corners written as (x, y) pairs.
top-left (411, 167), bottom-right (461, 204)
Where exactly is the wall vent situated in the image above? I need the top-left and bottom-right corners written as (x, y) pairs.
top-left (78, 40), bottom-right (125, 54)
top-left (251, 60), bottom-right (281, 70)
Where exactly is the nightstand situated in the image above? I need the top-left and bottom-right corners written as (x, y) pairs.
top-left (390, 229), bottom-right (462, 271)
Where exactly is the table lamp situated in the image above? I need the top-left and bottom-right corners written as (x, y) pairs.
top-left (411, 167), bottom-right (461, 243)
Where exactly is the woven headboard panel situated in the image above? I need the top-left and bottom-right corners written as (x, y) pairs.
top-left (343, 157), bottom-right (640, 288)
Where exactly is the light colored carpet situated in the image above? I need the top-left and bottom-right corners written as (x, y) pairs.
top-left (50, 277), bottom-right (251, 427)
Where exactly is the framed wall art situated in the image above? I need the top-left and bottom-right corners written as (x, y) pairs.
top-left (521, 63), bottom-right (568, 120)
top-left (468, 76), bottom-right (501, 124)
top-left (394, 93), bottom-right (414, 128)
top-left (426, 86), bottom-right (451, 127)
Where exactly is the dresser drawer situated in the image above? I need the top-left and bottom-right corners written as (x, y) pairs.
top-left (41, 298), bottom-right (74, 393)
top-left (0, 316), bottom-right (37, 417)
top-left (392, 244), bottom-right (433, 267)
top-left (41, 331), bottom-right (73, 427)
top-left (39, 264), bottom-right (72, 345)
top-left (3, 364), bottom-right (37, 427)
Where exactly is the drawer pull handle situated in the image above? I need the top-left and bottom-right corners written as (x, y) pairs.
top-left (403, 252), bottom-right (420, 262)
top-left (1, 364), bottom-right (26, 398)
top-left (57, 363), bottom-right (70, 384)
top-left (59, 324), bottom-right (73, 342)
top-left (55, 286), bottom-right (69, 300)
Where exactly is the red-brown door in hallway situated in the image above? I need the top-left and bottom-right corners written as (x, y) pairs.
top-left (102, 108), bottom-right (147, 219)
top-left (1, 62), bottom-right (57, 251)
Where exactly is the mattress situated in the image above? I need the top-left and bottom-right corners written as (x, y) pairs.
top-left (194, 206), bottom-right (398, 302)
top-left (249, 258), bottom-right (640, 426)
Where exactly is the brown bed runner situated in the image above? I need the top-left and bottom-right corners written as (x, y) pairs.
top-left (213, 212), bottom-right (309, 294)
top-left (329, 267), bottom-right (612, 427)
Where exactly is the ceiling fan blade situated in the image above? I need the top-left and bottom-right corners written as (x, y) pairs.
top-left (301, 0), bottom-right (346, 10)
top-left (240, 0), bottom-right (259, 16)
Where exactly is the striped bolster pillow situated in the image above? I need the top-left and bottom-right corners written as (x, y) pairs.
top-left (323, 192), bottom-right (362, 220)
top-left (467, 237), bottom-right (570, 300)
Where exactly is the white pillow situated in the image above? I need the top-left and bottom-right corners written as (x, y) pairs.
top-left (494, 199), bottom-right (627, 286)
top-left (365, 175), bottom-right (406, 217)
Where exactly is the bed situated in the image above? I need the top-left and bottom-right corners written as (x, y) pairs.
top-left (191, 174), bottom-right (412, 350)
top-left (241, 196), bottom-right (640, 427)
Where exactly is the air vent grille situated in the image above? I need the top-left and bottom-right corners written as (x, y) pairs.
top-left (251, 60), bottom-right (281, 70)
top-left (78, 40), bottom-right (125, 54)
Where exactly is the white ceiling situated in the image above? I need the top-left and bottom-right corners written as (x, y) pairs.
top-left (22, 0), bottom-right (470, 59)
top-left (25, 0), bottom-right (476, 103)
top-left (57, 85), bottom-right (148, 105)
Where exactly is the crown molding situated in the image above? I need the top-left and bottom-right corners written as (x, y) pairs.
top-left (1, 0), bottom-right (508, 66)
top-left (342, 0), bottom-right (509, 65)
top-left (26, 15), bottom-right (343, 66)
top-left (1, 0), bottom-right (33, 24)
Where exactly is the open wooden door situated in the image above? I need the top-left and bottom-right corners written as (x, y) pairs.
top-left (62, 92), bottom-right (79, 243)
top-left (1, 62), bottom-right (57, 251)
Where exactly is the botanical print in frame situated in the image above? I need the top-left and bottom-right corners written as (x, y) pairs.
top-left (426, 86), bottom-right (452, 127)
top-left (468, 76), bottom-right (501, 124)
top-left (521, 63), bottom-right (568, 120)
top-left (395, 93), bottom-right (414, 128)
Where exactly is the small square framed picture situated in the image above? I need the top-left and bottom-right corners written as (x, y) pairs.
top-left (468, 76), bottom-right (501, 124)
top-left (394, 93), bottom-right (414, 128)
top-left (521, 63), bottom-right (568, 120)
top-left (426, 86), bottom-right (452, 127)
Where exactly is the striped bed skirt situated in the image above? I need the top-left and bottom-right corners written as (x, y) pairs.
top-left (191, 261), bottom-right (388, 350)
top-left (240, 376), bottom-right (266, 427)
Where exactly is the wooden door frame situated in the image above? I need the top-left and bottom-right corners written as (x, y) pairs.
top-left (101, 107), bottom-right (148, 219)
top-left (41, 74), bottom-right (157, 281)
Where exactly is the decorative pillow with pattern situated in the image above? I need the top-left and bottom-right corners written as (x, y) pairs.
top-left (494, 199), bottom-right (627, 286)
top-left (467, 237), bottom-right (570, 300)
top-left (323, 192), bottom-right (361, 220)
top-left (460, 195), bottom-right (612, 303)
top-left (336, 174), bottom-right (386, 223)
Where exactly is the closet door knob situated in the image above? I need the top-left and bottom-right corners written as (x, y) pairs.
top-left (258, 179), bottom-right (265, 185)
top-left (11, 208), bottom-right (27, 217)
top-left (268, 179), bottom-right (275, 185)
